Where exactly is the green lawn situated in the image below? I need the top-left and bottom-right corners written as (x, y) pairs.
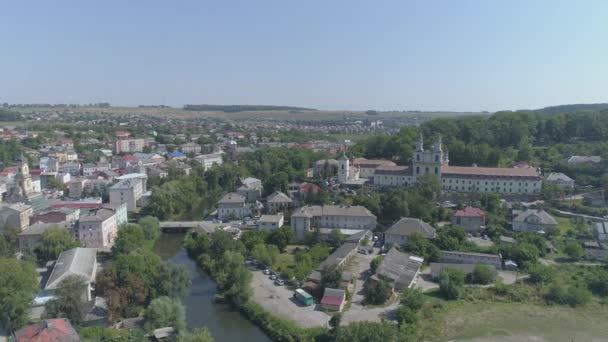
top-left (273, 253), bottom-right (295, 273)
top-left (426, 301), bottom-right (608, 341)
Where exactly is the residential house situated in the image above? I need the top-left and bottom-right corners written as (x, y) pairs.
top-left (44, 247), bottom-right (97, 301)
top-left (257, 214), bottom-right (284, 231)
top-left (217, 193), bottom-right (250, 220)
top-left (384, 217), bottom-right (436, 247)
top-left (512, 208), bottom-right (557, 233)
top-left (545, 172), bottom-right (575, 188)
top-left (78, 208), bottom-right (118, 249)
top-left (266, 191), bottom-right (293, 214)
top-left (291, 205), bottom-right (377, 242)
top-left (15, 318), bottom-right (81, 342)
top-left (61, 162), bottom-right (82, 177)
top-left (439, 250), bottom-right (502, 269)
top-left (288, 182), bottom-right (320, 201)
top-left (451, 206), bottom-right (486, 235)
top-left (371, 248), bottom-right (423, 291)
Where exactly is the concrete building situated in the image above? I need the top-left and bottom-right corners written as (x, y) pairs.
top-left (451, 206), bottom-right (486, 235)
top-left (384, 217), bottom-right (436, 247)
top-left (115, 138), bottom-right (146, 153)
top-left (257, 214), bottom-right (284, 231)
top-left (291, 205), bottom-right (376, 242)
top-left (0, 203), bottom-right (33, 232)
top-left (512, 208), bottom-right (557, 233)
top-left (180, 142), bottom-right (202, 154)
top-left (102, 202), bottom-right (128, 226)
top-left (44, 247), bottom-right (97, 301)
top-left (439, 250), bottom-right (502, 269)
top-left (194, 153), bottom-right (223, 170)
top-left (68, 178), bottom-right (87, 198)
top-left (109, 176), bottom-right (145, 212)
top-left (266, 191), bottom-right (293, 214)
top-left (18, 222), bottom-right (68, 252)
top-left (313, 159), bottom-right (338, 177)
top-left (78, 208), bottom-right (118, 249)
top-left (60, 162), bottom-right (82, 177)
top-left (371, 135), bottom-right (542, 195)
top-left (217, 193), bottom-right (250, 220)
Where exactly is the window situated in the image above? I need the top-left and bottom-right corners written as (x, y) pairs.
top-left (435, 155), bottom-right (439, 162)
top-left (435, 167), bottom-right (439, 174)
top-left (417, 154), bottom-right (420, 161)
top-left (416, 166), bottom-right (420, 174)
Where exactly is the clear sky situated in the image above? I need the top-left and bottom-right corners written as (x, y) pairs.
top-left (1, 0), bottom-right (607, 112)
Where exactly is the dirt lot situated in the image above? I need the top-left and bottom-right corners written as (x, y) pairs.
top-left (249, 267), bottom-right (329, 328)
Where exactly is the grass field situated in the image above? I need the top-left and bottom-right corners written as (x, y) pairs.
top-left (426, 301), bottom-right (608, 341)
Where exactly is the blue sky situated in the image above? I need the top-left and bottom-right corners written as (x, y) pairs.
top-left (1, 0), bottom-right (607, 111)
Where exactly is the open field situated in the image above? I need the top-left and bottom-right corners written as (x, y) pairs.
top-left (11, 105), bottom-right (485, 121)
top-left (426, 301), bottom-right (608, 342)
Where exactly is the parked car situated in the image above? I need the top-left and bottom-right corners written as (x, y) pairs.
top-left (263, 269), bottom-right (271, 275)
top-left (270, 274), bottom-right (277, 280)
top-left (358, 249), bottom-right (368, 255)
top-left (274, 279), bottom-right (285, 286)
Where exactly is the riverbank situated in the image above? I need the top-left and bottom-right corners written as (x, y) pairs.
top-left (154, 233), bottom-right (271, 342)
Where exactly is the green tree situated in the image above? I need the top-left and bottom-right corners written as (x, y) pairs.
top-left (156, 263), bottom-right (191, 298)
top-left (527, 264), bottom-right (555, 284)
top-left (400, 287), bottom-right (424, 311)
top-left (266, 226), bottom-right (293, 252)
top-left (138, 216), bottom-right (161, 242)
top-left (402, 232), bottom-right (439, 262)
top-left (328, 229), bottom-right (346, 248)
top-left (564, 242), bottom-right (584, 261)
top-left (466, 265), bottom-right (496, 285)
top-left (364, 280), bottom-right (392, 305)
top-left (321, 265), bottom-right (342, 289)
top-left (35, 227), bottom-right (79, 262)
top-left (251, 243), bottom-right (278, 268)
top-left (0, 258), bottom-right (39, 330)
top-left (45, 275), bottom-right (88, 326)
top-left (414, 173), bottom-right (441, 201)
top-left (144, 296), bottom-right (186, 333)
top-left (438, 267), bottom-right (465, 300)
top-left (112, 224), bottom-right (146, 256)
top-left (370, 256), bottom-right (384, 273)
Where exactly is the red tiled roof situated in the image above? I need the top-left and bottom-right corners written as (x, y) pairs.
top-left (442, 165), bottom-right (540, 178)
top-left (15, 318), bottom-right (80, 342)
top-left (122, 154), bottom-right (137, 161)
top-left (321, 295), bottom-right (344, 306)
top-left (454, 206), bottom-right (485, 217)
top-left (30, 169), bottom-right (42, 175)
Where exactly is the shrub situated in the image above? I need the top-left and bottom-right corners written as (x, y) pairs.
top-left (370, 256), bottom-right (384, 273)
top-left (364, 280), bottom-right (393, 305)
top-left (438, 268), bottom-right (465, 300)
top-left (527, 264), bottom-right (555, 284)
top-left (466, 265), bottom-right (496, 285)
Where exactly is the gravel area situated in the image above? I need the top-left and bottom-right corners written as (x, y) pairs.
top-left (249, 267), bottom-right (329, 328)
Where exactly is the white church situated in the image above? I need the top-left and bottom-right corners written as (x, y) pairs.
top-left (339, 134), bottom-right (543, 196)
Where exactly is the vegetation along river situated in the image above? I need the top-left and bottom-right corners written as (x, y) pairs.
top-left (154, 233), bottom-right (271, 342)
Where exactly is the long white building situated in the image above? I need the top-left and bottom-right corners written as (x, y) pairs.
top-left (369, 135), bottom-right (542, 195)
top-left (291, 205), bottom-right (377, 242)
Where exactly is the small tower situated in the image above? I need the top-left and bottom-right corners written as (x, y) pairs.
top-left (338, 153), bottom-right (349, 183)
top-left (15, 154), bottom-right (33, 196)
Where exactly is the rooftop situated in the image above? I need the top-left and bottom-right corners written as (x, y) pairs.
top-left (258, 214), bottom-right (283, 223)
top-left (267, 191), bottom-right (292, 203)
top-left (441, 165), bottom-right (541, 178)
top-left (512, 208), bottom-right (557, 225)
top-left (79, 208), bottom-right (115, 222)
top-left (385, 217), bottom-right (436, 238)
top-left (45, 247), bottom-right (97, 290)
top-left (375, 248), bottom-right (423, 289)
top-left (15, 318), bottom-right (80, 342)
top-left (218, 192), bottom-right (246, 204)
top-left (454, 206), bottom-right (485, 218)
top-left (292, 205), bottom-right (376, 218)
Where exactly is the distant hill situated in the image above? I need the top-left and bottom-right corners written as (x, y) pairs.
top-left (532, 103), bottom-right (608, 115)
top-left (183, 104), bottom-right (316, 113)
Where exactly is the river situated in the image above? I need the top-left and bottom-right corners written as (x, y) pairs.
top-left (154, 233), bottom-right (271, 342)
